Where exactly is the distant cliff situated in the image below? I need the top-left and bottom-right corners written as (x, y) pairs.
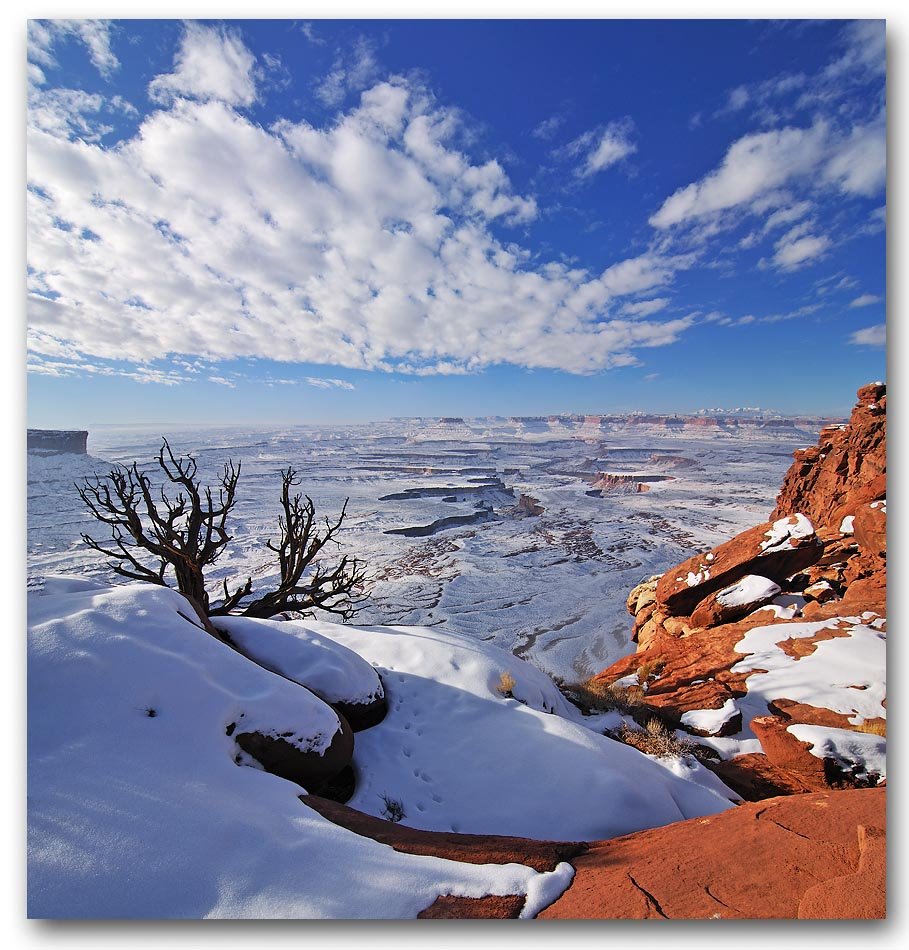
top-left (27, 429), bottom-right (88, 455)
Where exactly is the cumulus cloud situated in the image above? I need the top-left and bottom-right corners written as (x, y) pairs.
top-left (650, 123), bottom-right (828, 228)
top-left (564, 119), bottom-right (637, 177)
top-left (850, 294), bottom-right (882, 308)
top-left (26, 74), bottom-right (692, 380)
top-left (148, 23), bottom-right (258, 107)
top-left (651, 116), bottom-right (885, 231)
top-left (849, 324), bottom-right (886, 347)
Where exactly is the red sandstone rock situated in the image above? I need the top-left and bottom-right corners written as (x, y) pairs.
top-left (773, 384), bottom-right (886, 529)
top-left (654, 515), bottom-right (822, 616)
top-left (853, 501), bottom-right (886, 559)
top-left (690, 575), bottom-right (781, 628)
top-left (539, 789), bottom-right (885, 919)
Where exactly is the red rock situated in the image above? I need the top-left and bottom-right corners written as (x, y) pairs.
top-left (853, 501), bottom-right (886, 558)
top-left (539, 789), bottom-right (885, 919)
top-left (773, 384), bottom-right (886, 530)
top-left (750, 715), bottom-right (828, 784)
top-left (654, 515), bottom-right (822, 616)
top-left (690, 575), bottom-right (781, 628)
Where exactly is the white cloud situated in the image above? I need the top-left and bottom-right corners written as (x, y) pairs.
top-left (822, 117), bottom-right (886, 197)
top-left (28, 19), bottom-right (119, 78)
top-left (849, 324), bottom-right (886, 347)
top-left (306, 377), bottom-right (356, 390)
top-left (850, 294), bottom-right (882, 308)
top-left (622, 297), bottom-right (670, 317)
top-left (763, 200), bottom-right (812, 232)
top-left (651, 123), bottom-right (828, 228)
top-left (148, 23), bottom-right (258, 107)
top-left (771, 228), bottom-right (831, 271)
top-left (822, 20), bottom-right (885, 83)
top-left (651, 116), bottom-right (885, 231)
top-left (26, 77), bottom-right (692, 379)
top-left (564, 119), bottom-right (637, 177)
top-left (316, 38), bottom-right (379, 107)
top-left (532, 115), bottom-right (565, 140)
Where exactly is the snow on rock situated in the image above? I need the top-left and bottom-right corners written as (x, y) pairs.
top-left (27, 580), bottom-right (575, 918)
top-left (690, 574), bottom-right (781, 628)
top-left (215, 615), bottom-right (385, 724)
top-left (759, 513), bottom-right (815, 554)
top-left (839, 515), bottom-right (855, 534)
top-left (716, 575), bottom-right (781, 608)
top-left (300, 620), bottom-right (735, 840)
top-left (680, 698), bottom-right (741, 737)
top-left (787, 724), bottom-right (886, 781)
top-left (732, 618), bottom-right (886, 726)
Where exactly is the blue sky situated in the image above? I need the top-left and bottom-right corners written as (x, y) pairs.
top-left (26, 18), bottom-right (886, 426)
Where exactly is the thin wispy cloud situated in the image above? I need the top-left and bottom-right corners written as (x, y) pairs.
top-left (849, 324), bottom-right (886, 347)
top-left (850, 294), bottom-right (882, 308)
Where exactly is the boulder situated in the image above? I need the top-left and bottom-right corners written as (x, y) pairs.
top-left (654, 515), bottom-right (822, 616)
top-left (689, 575), bottom-right (781, 628)
top-left (853, 501), bottom-right (886, 559)
top-left (235, 709), bottom-right (354, 793)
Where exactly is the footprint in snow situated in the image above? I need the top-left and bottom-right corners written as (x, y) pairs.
top-left (431, 793), bottom-right (442, 803)
top-left (402, 746), bottom-right (412, 758)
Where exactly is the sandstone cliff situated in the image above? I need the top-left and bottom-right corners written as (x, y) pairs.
top-left (591, 383), bottom-right (886, 802)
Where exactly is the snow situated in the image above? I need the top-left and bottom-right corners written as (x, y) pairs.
top-left (680, 698), bottom-right (740, 735)
top-left (787, 724), bottom-right (886, 780)
top-left (216, 615), bottom-right (384, 707)
top-left (715, 575), bottom-right (780, 608)
top-left (296, 619), bottom-right (736, 840)
top-left (27, 580), bottom-right (578, 918)
top-left (28, 578), bottom-right (736, 918)
top-left (732, 618), bottom-right (886, 726)
top-left (839, 515), bottom-right (855, 534)
top-left (759, 513), bottom-right (815, 554)
top-left (686, 569), bottom-right (710, 587)
top-left (870, 498), bottom-right (887, 513)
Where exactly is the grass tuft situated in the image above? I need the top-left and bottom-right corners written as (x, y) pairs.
top-left (495, 671), bottom-right (517, 698)
top-left (613, 718), bottom-right (695, 758)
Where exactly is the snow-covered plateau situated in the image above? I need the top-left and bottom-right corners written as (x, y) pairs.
top-left (27, 416), bottom-right (824, 682)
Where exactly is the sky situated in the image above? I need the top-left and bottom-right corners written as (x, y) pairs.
top-left (25, 17), bottom-right (887, 426)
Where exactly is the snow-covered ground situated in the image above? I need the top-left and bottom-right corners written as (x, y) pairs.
top-left (28, 579), bottom-right (736, 918)
top-left (27, 417), bottom-right (819, 683)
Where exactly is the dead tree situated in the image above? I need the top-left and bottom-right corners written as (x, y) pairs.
top-left (77, 441), bottom-right (367, 625)
top-left (77, 438), bottom-right (240, 629)
top-left (211, 467), bottom-right (368, 620)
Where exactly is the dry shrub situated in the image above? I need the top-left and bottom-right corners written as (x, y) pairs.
top-left (496, 671), bottom-right (517, 697)
top-left (565, 677), bottom-right (645, 714)
top-left (637, 655), bottom-right (666, 682)
top-left (616, 718), bottom-right (694, 758)
top-left (855, 719), bottom-right (887, 737)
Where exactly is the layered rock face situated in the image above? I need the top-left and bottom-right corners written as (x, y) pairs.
top-left (593, 384), bottom-right (887, 801)
top-left (27, 429), bottom-right (88, 455)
